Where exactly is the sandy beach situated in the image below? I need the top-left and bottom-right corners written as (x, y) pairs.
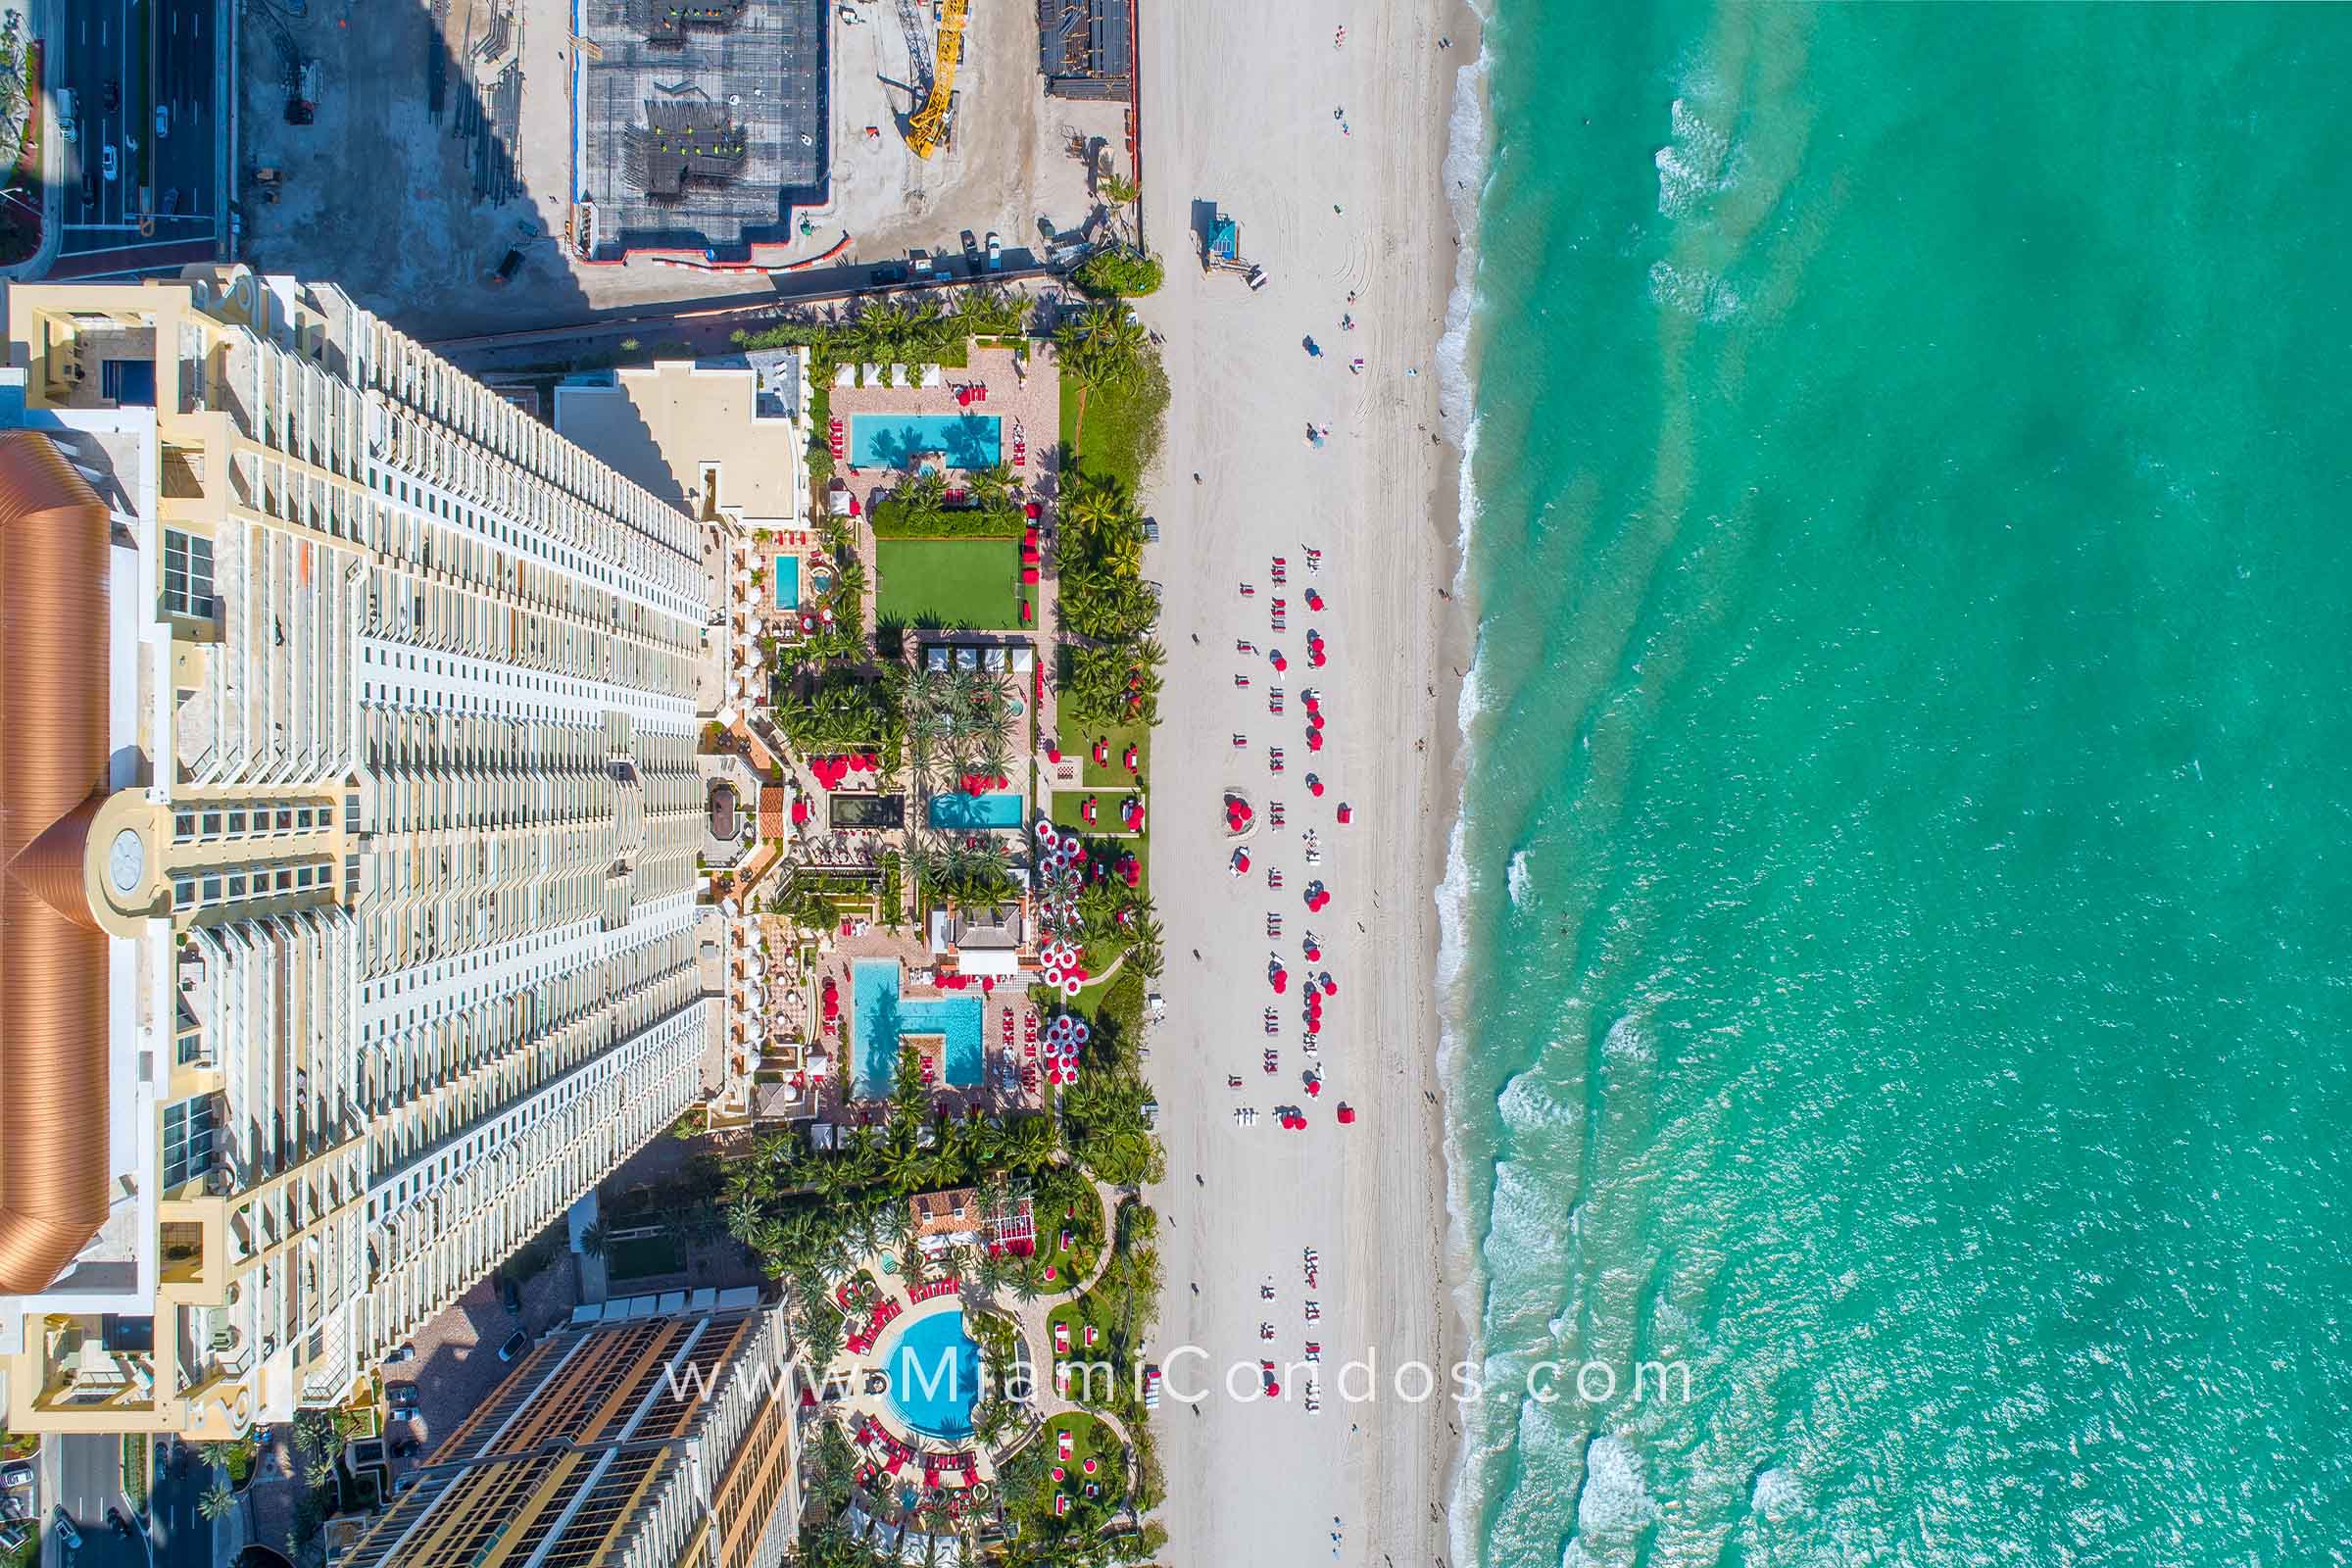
top-left (1136, 1), bottom-right (1481, 1563)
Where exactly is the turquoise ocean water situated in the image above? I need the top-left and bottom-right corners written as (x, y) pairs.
top-left (1442, 6), bottom-right (2352, 1564)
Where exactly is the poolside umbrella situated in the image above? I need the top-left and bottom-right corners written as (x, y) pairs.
top-left (1306, 775), bottom-right (1324, 797)
top-left (1062, 976), bottom-right (1082, 997)
top-left (1233, 850), bottom-right (1250, 875)
top-left (1270, 968), bottom-right (1288, 995)
top-left (1041, 966), bottom-right (1065, 987)
top-left (1321, 973), bottom-right (1338, 995)
top-left (1307, 710), bottom-right (1325, 729)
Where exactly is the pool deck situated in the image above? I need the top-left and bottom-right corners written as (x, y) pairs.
top-left (827, 343), bottom-right (1060, 498)
top-left (797, 935), bottom-right (1047, 1120)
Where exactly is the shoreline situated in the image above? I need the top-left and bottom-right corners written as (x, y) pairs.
top-left (1137, 0), bottom-right (1486, 1562)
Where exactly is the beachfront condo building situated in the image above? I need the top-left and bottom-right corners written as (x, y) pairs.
top-left (339, 1292), bottom-right (802, 1568)
top-left (0, 267), bottom-right (713, 1438)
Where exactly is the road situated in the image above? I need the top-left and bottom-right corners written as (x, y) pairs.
top-left (51, 0), bottom-right (223, 267)
top-left (40, 1434), bottom-right (142, 1568)
top-left (143, 1443), bottom-right (218, 1568)
top-left (433, 253), bottom-right (1075, 373)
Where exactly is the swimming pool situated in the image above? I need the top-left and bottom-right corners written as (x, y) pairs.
top-left (883, 1310), bottom-right (982, 1440)
top-left (853, 959), bottom-right (984, 1098)
top-left (772, 555), bottom-right (800, 609)
top-left (852, 413), bottom-right (1003, 470)
top-left (927, 791), bottom-right (1026, 830)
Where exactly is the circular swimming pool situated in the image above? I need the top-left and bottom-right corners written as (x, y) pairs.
top-left (882, 1309), bottom-right (982, 1441)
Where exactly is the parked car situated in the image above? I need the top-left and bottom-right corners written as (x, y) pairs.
top-left (986, 231), bottom-right (1003, 271)
top-left (388, 1435), bottom-right (420, 1459)
top-left (959, 229), bottom-right (981, 271)
top-left (867, 263), bottom-right (907, 286)
top-left (50, 1508), bottom-right (81, 1548)
top-left (0, 1459), bottom-right (30, 1487)
top-left (386, 1343), bottom-right (416, 1363)
top-left (498, 1330), bottom-right (531, 1362)
top-left (101, 144), bottom-right (118, 181)
top-left (155, 104), bottom-right (170, 137)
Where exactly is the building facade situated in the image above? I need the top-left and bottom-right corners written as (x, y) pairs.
top-left (0, 266), bottom-right (714, 1437)
top-left (341, 1292), bottom-right (802, 1568)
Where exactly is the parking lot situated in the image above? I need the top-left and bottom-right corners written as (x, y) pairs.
top-left (51, 0), bottom-right (223, 268)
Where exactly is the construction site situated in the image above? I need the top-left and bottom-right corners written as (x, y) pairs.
top-left (573, 0), bottom-right (830, 262)
top-left (234, 0), bottom-right (1130, 338)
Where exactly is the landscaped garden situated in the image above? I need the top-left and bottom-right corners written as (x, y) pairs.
top-left (1050, 786), bottom-right (1140, 838)
top-left (876, 536), bottom-right (1023, 629)
top-left (1054, 710), bottom-right (1152, 789)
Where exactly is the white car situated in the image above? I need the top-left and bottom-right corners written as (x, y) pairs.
top-left (101, 144), bottom-right (118, 181)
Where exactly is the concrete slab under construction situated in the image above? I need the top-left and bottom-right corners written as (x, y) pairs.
top-left (573, 0), bottom-right (831, 262)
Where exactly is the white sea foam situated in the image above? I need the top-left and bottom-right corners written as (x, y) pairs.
top-left (1506, 849), bottom-right (1532, 906)
top-left (1647, 259), bottom-right (1743, 322)
top-left (1600, 1014), bottom-right (1651, 1064)
top-left (1655, 95), bottom-right (1736, 218)
top-left (1577, 1435), bottom-right (1662, 1538)
top-left (1750, 1465), bottom-right (1808, 1521)
top-left (1431, 19), bottom-right (1501, 1568)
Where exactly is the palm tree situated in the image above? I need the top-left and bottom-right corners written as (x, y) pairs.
top-left (579, 1219), bottom-right (611, 1258)
top-left (198, 1484), bottom-right (235, 1521)
top-left (977, 728), bottom-right (1015, 793)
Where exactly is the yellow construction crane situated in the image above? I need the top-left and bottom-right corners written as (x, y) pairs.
top-left (906, 0), bottom-right (967, 160)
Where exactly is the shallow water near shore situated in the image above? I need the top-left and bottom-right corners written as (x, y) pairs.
top-left (1443, 4), bottom-right (2352, 1563)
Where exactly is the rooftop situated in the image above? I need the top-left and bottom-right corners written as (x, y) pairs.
top-left (576, 0), bottom-right (830, 261)
top-left (553, 353), bottom-right (808, 528)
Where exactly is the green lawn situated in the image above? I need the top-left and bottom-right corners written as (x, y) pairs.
top-left (1054, 708), bottom-right (1152, 787)
top-left (608, 1232), bottom-right (683, 1280)
top-left (1039, 1411), bottom-right (1127, 1505)
top-left (1050, 786), bottom-right (1139, 838)
top-left (875, 536), bottom-right (1023, 629)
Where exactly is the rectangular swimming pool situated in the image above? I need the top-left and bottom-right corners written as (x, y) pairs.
top-left (772, 555), bottom-right (801, 609)
top-left (852, 413), bottom-right (1003, 470)
top-left (927, 791), bottom-right (1026, 830)
top-left (853, 959), bottom-right (984, 1097)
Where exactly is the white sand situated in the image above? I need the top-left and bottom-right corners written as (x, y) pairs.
top-left (1135, 1), bottom-right (1480, 1563)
